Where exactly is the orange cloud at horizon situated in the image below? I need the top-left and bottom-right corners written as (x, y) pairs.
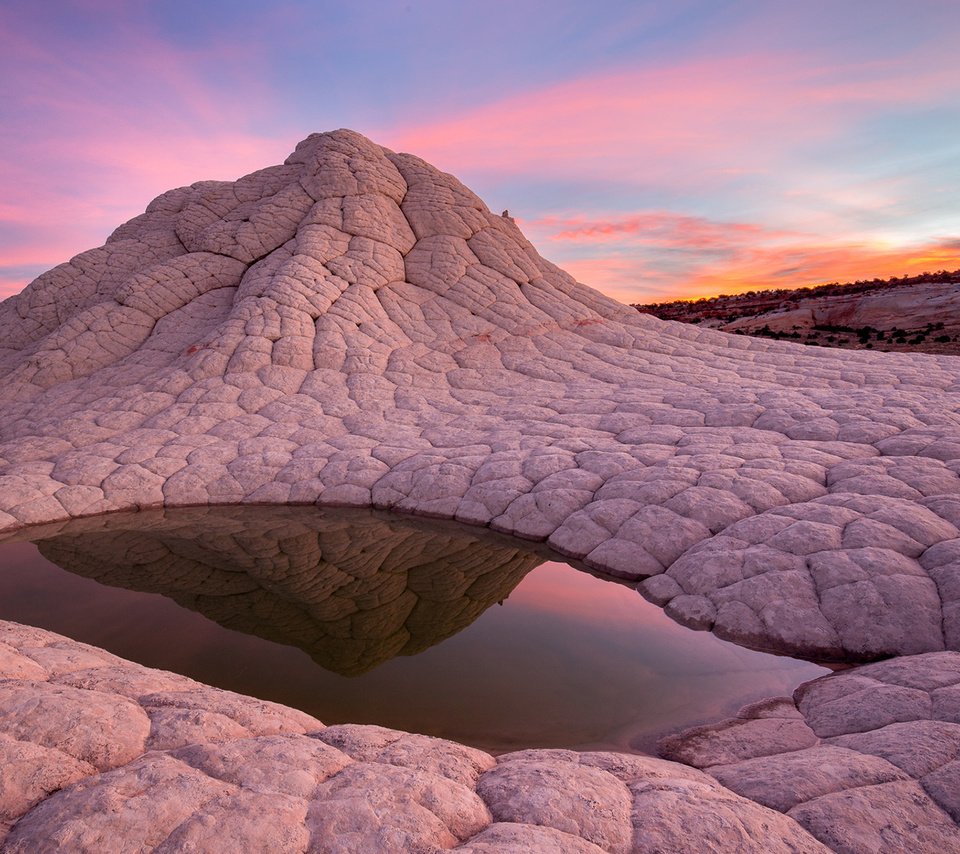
top-left (557, 236), bottom-right (960, 304)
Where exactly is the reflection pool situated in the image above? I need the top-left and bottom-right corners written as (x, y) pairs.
top-left (0, 507), bottom-right (827, 753)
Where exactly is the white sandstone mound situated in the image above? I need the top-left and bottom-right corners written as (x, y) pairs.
top-left (3, 129), bottom-right (960, 664)
top-left (4, 129), bottom-right (960, 852)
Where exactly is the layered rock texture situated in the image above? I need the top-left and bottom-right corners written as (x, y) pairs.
top-left (3, 128), bottom-right (960, 849)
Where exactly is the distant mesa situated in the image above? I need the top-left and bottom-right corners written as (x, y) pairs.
top-left (635, 271), bottom-right (960, 354)
top-left (3, 129), bottom-right (960, 664)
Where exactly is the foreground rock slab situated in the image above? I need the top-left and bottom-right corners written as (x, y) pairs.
top-left (661, 652), bottom-right (960, 852)
top-left (0, 621), bottom-right (829, 852)
top-left (4, 130), bottom-right (960, 661)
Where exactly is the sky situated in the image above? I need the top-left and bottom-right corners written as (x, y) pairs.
top-left (1, 0), bottom-right (959, 304)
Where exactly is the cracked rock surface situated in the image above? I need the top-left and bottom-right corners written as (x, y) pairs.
top-left (4, 129), bottom-right (960, 850)
top-left (661, 652), bottom-right (960, 852)
top-left (3, 129), bottom-right (960, 661)
top-left (0, 621), bottom-right (830, 852)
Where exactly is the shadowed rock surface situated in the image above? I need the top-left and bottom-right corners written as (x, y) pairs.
top-left (3, 130), bottom-right (960, 661)
top-left (4, 506), bottom-right (543, 675)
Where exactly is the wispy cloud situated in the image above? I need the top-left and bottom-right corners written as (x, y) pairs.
top-left (528, 212), bottom-right (795, 249)
top-left (553, 225), bottom-right (960, 302)
top-left (0, 6), bottom-right (295, 297)
top-left (2, 2), bottom-right (957, 306)
top-left (380, 51), bottom-right (960, 187)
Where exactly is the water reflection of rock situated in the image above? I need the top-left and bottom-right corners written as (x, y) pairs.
top-left (24, 507), bottom-right (544, 675)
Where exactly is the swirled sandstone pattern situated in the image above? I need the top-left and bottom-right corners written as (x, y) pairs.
top-left (3, 129), bottom-right (960, 662)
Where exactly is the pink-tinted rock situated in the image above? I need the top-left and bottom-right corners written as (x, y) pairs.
top-left (0, 642), bottom-right (48, 681)
top-left (659, 715), bottom-right (818, 767)
top-left (787, 780), bottom-right (960, 853)
top-left (709, 746), bottom-right (908, 812)
top-left (828, 720), bottom-right (960, 777)
top-left (796, 678), bottom-right (932, 738)
top-left (477, 757), bottom-right (633, 853)
top-left (0, 735), bottom-right (93, 824)
top-left (316, 724), bottom-right (495, 787)
top-left (1, 753), bottom-right (234, 854)
top-left (630, 777), bottom-right (831, 854)
top-left (923, 760), bottom-right (960, 823)
top-left (307, 761), bottom-right (490, 852)
top-left (453, 822), bottom-right (607, 853)
top-left (173, 734), bottom-right (352, 798)
top-left (139, 687), bottom-right (322, 736)
top-left (145, 706), bottom-right (252, 751)
top-left (0, 681), bottom-right (149, 770)
top-left (153, 790), bottom-right (310, 854)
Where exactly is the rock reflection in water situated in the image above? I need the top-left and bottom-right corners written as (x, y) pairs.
top-left (0, 507), bottom-right (829, 752)
top-left (19, 507), bottom-right (544, 676)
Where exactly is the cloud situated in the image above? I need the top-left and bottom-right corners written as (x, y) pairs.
top-left (379, 50), bottom-right (960, 189)
top-left (527, 212), bottom-right (795, 251)
top-left (3, 3), bottom-right (957, 310)
top-left (682, 237), bottom-right (960, 298)
top-left (554, 231), bottom-right (960, 303)
top-left (0, 6), bottom-right (295, 299)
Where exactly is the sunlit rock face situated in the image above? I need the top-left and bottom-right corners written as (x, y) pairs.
top-left (3, 129), bottom-right (960, 662)
top-left (10, 507), bottom-right (542, 674)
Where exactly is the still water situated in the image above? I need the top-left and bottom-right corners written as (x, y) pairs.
top-left (0, 506), bottom-right (826, 753)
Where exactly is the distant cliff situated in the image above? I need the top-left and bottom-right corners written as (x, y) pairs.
top-left (635, 271), bottom-right (960, 354)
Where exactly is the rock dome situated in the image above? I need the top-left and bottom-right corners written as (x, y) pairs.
top-left (3, 129), bottom-right (960, 661)
top-left (3, 130), bottom-right (960, 850)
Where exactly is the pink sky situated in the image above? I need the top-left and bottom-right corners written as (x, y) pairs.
top-left (2, 2), bottom-right (958, 303)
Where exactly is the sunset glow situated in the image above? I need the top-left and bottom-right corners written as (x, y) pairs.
top-left (2, 1), bottom-right (958, 302)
